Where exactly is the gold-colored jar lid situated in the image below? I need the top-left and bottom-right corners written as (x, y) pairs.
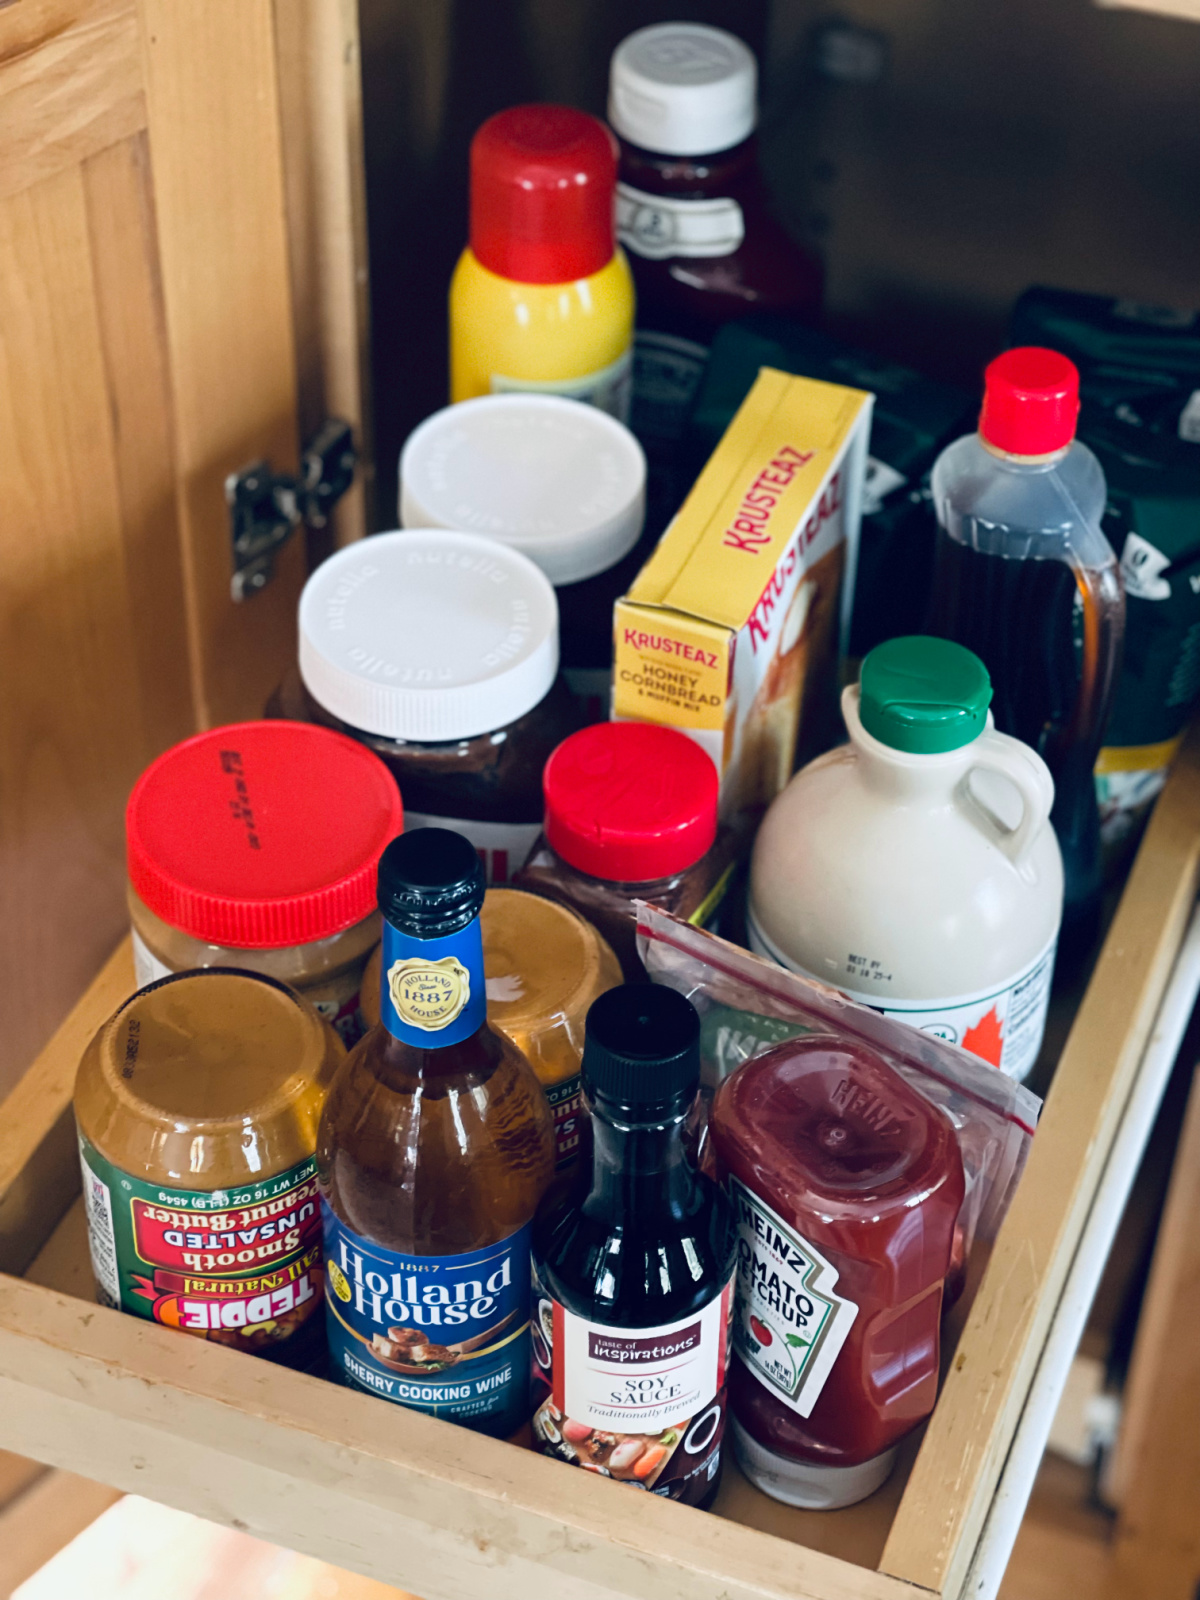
top-left (74, 969), bottom-right (344, 1190)
top-left (360, 889), bottom-right (620, 1085)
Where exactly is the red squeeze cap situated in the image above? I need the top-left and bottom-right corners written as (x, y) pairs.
top-left (544, 722), bottom-right (719, 883)
top-left (126, 721), bottom-right (403, 949)
top-left (470, 104), bottom-right (617, 284)
top-left (979, 347), bottom-right (1080, 455)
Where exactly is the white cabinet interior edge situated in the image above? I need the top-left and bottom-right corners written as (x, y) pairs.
top-left (963, 899), bottom-right (1200, 1600)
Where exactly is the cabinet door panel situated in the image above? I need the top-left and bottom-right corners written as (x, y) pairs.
top-left (0, 0), bottom-right (306, 1096)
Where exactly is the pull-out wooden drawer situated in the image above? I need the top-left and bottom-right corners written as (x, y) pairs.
top-left (2, 730), bottom-right (1199, 1600)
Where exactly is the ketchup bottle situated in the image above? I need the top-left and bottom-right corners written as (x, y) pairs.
top-left (708, 1035), bottom-right (964, 1509)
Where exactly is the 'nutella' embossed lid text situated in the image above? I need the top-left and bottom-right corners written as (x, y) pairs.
top-left (298, 529), bottom-right (560, 743)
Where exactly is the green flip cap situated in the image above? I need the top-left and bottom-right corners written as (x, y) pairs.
top-left (859, 635), bottom-right (992, 754)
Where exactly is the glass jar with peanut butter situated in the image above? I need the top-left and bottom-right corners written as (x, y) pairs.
top-left (75, 969), bottom-right (344, 1371)
top-left (126, 721), bottom-right (403, 1047)
top-left (361, 886), bottom-right (621, 1172)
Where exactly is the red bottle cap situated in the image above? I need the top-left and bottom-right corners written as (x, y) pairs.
top-left (127, 722), bottom-right (404, 949)
top-left (543, 722), bottom-right (719, 882)
top-left (979, 347), bottom-right (1080, 455)
top-left (470, 104), bottom-right (617, 284)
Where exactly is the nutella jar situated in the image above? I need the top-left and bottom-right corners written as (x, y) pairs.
top-left (399, 395), bottom-right (647, 720)
top-left (516, 721), bottom-right (738, 979)
top-left (271, 529), bottom-right (579, 884)
top-left (361, 885), bottom-right (621, 1171)
top-left (75, 968), bottom-right (344, 1370)
top-left (126, 722), bottom-right (403, 1047)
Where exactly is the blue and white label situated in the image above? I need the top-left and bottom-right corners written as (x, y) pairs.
top-left (323, 1206), bottom-right (532, 1425)
top-left (379, 914), bottom-right (486, 1049)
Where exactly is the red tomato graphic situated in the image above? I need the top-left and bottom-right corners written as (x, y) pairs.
top-left (749, 1315), bottom-right (772, 1346)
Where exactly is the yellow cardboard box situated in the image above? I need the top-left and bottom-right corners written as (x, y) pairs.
top-left (613, 367), bottom-right (873, 827)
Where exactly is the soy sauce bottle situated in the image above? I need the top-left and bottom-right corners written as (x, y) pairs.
top-left (319, 828), bottom-right (554, 1436)
top-left (531, 985), bottom-right (737, 1506)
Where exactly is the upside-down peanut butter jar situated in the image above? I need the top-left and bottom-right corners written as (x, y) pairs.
top-left (361, 885), bottom-right (621, 1170)
top-left (126, 721), bottom-right (403, 1047)
top-left (75, 969), bottom-right (345, 1371)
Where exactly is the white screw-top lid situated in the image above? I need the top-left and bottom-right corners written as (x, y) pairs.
top-left (608, 23), bottom-right (757, 158)
top-left (399, 395), bottom-right (646, 587)
top-left (298, 530), bottom-right (560, 743)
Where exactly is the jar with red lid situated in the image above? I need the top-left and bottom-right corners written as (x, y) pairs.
top-left (514, 721), bottom-right (738, 979)
top-left (126, 721), bottom-right (403, 1046)
top-left (608, 24), bottom-right (823, 530)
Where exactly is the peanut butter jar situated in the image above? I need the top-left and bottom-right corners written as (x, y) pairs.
top-left (362, 886), bottom-right (620, 1170)
top-left (126, 721), bottom-right (403, 1047)
top-left (75, 969), bottom-right (344, 1371)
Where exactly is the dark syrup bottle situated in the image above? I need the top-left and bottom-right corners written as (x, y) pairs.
top-left (927, 348), bottom-right (1124, 968)
top-left (319, 828), bottom-right (554, 1437)
top-left (531, 985), bottom-right (737, 1506)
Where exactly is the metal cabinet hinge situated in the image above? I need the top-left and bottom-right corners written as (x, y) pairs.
top-left (227, 418), bottom-right (357, 601)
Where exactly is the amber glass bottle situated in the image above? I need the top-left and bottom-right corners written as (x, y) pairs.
top-left (318, 828), bottom-right (554, 1436)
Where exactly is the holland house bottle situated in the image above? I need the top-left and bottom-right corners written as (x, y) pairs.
top-left (318, 828), bottom-right (555, 1436)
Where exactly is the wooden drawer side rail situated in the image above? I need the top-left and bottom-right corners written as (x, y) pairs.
top-left (881, 723), bottom-right (1200, 1599)
top-left (0, 941), bottom-right (134, 1277)
top-left (0, 1279), bottom-right (922, 1600)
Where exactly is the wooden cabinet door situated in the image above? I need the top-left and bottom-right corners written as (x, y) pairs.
top-left (0, 0), bottom-right (310, 1096)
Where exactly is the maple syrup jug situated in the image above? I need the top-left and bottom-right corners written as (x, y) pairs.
top-left (748, 637), bottom-right (1063, 1082)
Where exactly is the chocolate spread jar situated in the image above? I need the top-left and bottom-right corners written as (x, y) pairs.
top-left (515, 720), bottom-right (738, 978)
top-left (270, 529), bottom-right (580, 884)
top-left (126, 721), bottom-right (403, 1046)
top-left (75, 968), bottom-right (344, 1371)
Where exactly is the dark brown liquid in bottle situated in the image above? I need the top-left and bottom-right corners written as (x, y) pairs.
top-left (927, 530), bottom-right (1118, 942)
top-left (319, 828), bottom-right (554, 1436)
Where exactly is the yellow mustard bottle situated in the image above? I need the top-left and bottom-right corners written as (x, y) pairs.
top-left (450, 105), bottom-right (635, 421)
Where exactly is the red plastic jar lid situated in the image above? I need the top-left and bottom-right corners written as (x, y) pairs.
top-left (543, 722), bottom-right (719, 882)
top-left (126, 721), bottom-right (403, 949)
top-left (470, 104), bottom-right (617, 284)
top-left (979, 347), bottom-right (1080, 456)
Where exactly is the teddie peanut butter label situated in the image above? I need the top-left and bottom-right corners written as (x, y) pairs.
top-left (78, 1134), bottom-right (322, 1351)
top-left (730, 1177), bottom-right (857, 1418)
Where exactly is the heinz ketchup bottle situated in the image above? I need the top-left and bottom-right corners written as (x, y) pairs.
top-left (708, 1035), bottom-right (964, 1509)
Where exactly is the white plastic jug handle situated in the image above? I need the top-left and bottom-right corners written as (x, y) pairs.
top-left (958, 728), bottom-right (1056, 870)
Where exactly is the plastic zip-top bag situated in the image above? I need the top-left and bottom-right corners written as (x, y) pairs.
top-left (637, 904), bottom-right (1039, 1275)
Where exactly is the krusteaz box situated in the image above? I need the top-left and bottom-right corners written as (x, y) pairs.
top-left (613, 366), bottom-right (873, 828)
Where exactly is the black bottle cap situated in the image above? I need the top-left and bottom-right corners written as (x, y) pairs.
top-left (581, 985), bottom-right (700, 1111)
top-left (377, 828), bottom-right (485, 939)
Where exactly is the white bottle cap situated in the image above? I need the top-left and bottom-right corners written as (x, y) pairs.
top-left (298, 530), bottom-right (559, 743)
top-left (399, 395), bottom-right (646, 588)
top-left (731, 1417), bottom-right (897, 1510)
top-left (608, 23), bottom-right (757, 158)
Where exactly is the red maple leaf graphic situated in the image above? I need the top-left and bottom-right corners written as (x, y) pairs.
top-left (963, 1006), bottom-right (1004, 1067)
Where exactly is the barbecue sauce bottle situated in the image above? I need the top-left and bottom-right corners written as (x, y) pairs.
top-left (531, 986), bottom-right (737, 1505)
top-left (319, 828), bottom-right (554, 1436)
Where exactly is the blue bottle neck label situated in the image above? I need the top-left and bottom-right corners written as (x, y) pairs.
top-left (379, 913), bottom-right (487, 1048)
top-left (322, 1204), bottom-right (531, 1425)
